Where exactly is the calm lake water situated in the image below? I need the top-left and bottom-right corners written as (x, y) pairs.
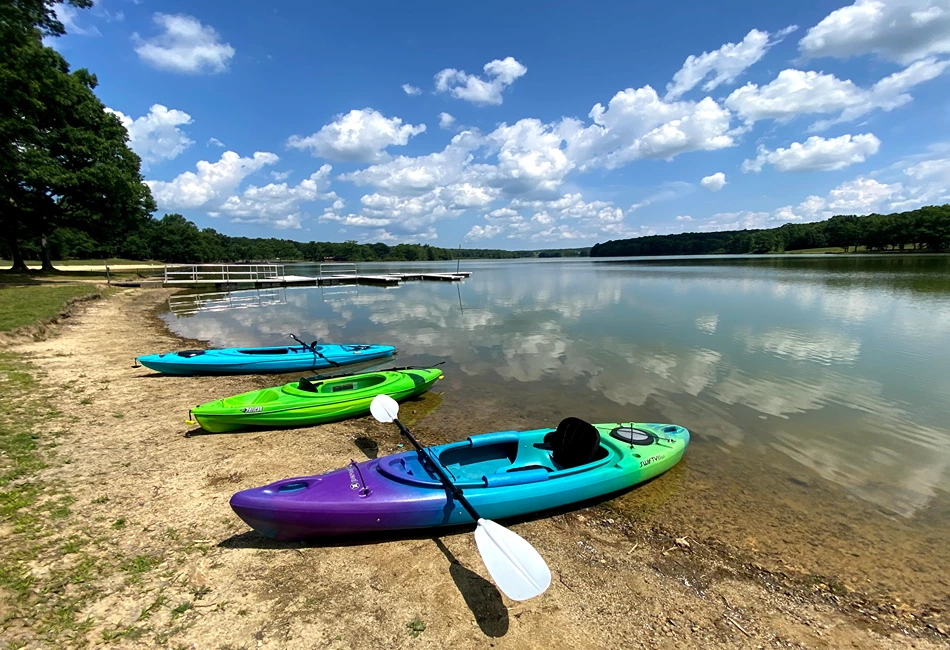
top-left (162, 255), bottom-right (950, 607)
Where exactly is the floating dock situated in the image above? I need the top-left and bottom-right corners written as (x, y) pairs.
top-left (155, 263), bottom-right (470, 290)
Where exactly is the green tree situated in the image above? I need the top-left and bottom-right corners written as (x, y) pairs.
top-left (1, 0), bottom-right (153, 271)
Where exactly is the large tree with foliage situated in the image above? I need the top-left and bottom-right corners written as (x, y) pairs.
top-left (1, 0), bottom-right (154, 271)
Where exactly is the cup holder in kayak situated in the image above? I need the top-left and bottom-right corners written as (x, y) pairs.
top-left (277, 480), bottom-right (309, 493)
top-left (610, 426), bottom-right (655, 446)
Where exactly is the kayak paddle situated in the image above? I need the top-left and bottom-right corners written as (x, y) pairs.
top-left (369, 394), bottom-right (551, 601)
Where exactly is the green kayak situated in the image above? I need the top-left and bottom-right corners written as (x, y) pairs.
top-left (190, 368), bottom-right (443, 433)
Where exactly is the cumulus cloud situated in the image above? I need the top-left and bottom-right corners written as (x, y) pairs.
top-left (402, 83), bottom-right (421, 95)
top-left (465, 193), bottom-right (630, 243)
top-left (106, 104), bottom-right (194, 165)
top-left (666, 26), bottom-right (797, 100)
top-left (742, 133), bottom-right (881, 172)
top-left (725, 59), bottom-right (950, 129)
top-left (133, 13), bottom-right (235, 74)
top-left (147, 150), bottom-right (279, 210)
top-left (700, 172), bottom-right (727, 191)
top-left (287, 108), bottom-right (426, 163)
top-left (439, 112), bottom-right (456, 129)
top-left (219, 165), bottom-right (334, 229)
top-left (565, 87), bottom-right (737, 169)
top-left (799, 0), bottom-right (950, 65)
top-left (434, 56), bottom-right (527, 105)
top-left (465, 224), bottom-right (504, 240)
top-left (691, 176), bottom-right (905, 233)
top-left (207, 137), bottom-right (225, 147)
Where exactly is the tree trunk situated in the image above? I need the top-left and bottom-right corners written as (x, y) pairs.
top-left (40, 233), bottom-right (56, 272)
top-left (7, 237), bottom-right (28, 271)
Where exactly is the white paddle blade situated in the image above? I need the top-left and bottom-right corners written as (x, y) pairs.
top-left (370, 394), bottom-right (399, 423)
top-left (474, 518), bottom-right (551, 601)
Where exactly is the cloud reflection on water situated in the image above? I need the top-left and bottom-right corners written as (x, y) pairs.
top-left (162, 258), bottom-right (950, 517)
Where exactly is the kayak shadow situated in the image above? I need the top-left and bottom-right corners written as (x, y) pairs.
top-left (433, 538), bottom-right (509, 637)
top-left (353, 436), bottom-right (379, 459)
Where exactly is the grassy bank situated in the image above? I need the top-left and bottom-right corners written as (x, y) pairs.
top-left (0, 285), bottom-right (100, 332)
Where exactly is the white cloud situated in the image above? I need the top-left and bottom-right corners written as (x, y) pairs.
top-left (147, 150), bottom-right (279, 210)
top-left (207, 137), bottom-right (225, 147)
top-left (54, 3), bottom-right (100, 36)
top-left (725, 59), bottom-right (950, 129)
top-left (816, 177), bottom-right (902, 213)
top-left (700, 172), bottom-right (727, 191)
top-left (219, 165), bottom-right (334, 229)
top-left (566, 87), bottom-right (737, 169)
top-left (342, 130), bottom-right (480, 193)
top-left (741, 133), bottom-right (881, 172)
top-left (133, 13), bottom-right (235, 74)
top-left (465, 224), bottom-right (504, 240)
top-left (434, 56), bottom-right (527, 105)
top-left (270, 170), bottom-right (291, 181)
top-left (799, 0), bottom-right (950, 65)
top-left (439, 112), bottom-right (456, 129)
top-left (676, 215), bottom-right (694, 222)
top-left (467, 193), bottom-right (631, 243)
top-left (287, 108), bottom-right (426, 163)
top-left (402, 83), bottom-right (421, 96)
top-left (666, 26), bottom-right (797, 100)
top-left (106, 104), bottom-right (194, 165)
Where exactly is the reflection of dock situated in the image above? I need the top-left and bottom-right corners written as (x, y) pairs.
top-left (168, 288), bottom-right (287, 315)
top-left (161, 263), bottom-right (470, 289)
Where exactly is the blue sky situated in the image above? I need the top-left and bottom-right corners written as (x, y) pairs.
top-left (51, 0), bottom-right (950, 248)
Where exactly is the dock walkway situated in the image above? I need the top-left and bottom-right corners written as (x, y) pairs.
top-left (158, 263), bottom-right (470, 289)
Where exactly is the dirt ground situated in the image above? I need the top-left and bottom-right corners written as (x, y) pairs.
top-left (2, 288), bottom-right (947, 649)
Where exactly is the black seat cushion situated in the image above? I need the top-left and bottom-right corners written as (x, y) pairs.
top-left (547, 417), bottom-right (600, 469)
top-left (297, 377), bottom-right (321, 392)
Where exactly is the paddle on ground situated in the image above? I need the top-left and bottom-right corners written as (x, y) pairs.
top-left (369, 394), bottom-right (551, 601)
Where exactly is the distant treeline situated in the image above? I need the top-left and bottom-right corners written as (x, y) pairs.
top-left (590, 205), bottom-right (950, 257)
top-left (3, 213), bottom-right (591, 263)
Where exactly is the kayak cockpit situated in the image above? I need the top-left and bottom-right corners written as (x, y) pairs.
top-left (284, 373), bottom-right (390, 396)
top-left (376, 426), bottom-right (619, 489)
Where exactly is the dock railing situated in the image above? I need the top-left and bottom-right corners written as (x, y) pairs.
top-left (163, 264), bottom-right (284, 284)
top-left (318, 262), bottom-right (359, 278)
top-left (167, 288), bottom-right (286, 315)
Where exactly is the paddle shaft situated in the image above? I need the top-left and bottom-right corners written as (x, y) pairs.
top-left (392, 417), bottom-right (482, 522)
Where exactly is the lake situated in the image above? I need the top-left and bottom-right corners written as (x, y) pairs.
top-left (161, 255), bottom-right (950, 609)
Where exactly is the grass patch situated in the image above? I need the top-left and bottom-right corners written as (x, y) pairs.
top-left (406, 615), bottom-right (426, 638)
top-left (120, 554), bottom-right (163, 575)
top-left (171, 601), bottom-right (192, 619)
top-left (0, 284), bottom-right (98, 331)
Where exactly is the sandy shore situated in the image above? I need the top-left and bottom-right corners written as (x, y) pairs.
top-left (3, 287), bottom-right (945, 649)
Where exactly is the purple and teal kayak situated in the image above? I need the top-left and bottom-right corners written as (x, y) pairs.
top-left (230, 420), bottom-right (689, 540)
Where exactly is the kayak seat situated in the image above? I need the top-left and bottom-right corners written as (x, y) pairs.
top-left (546, 417), bottom-right (601, 469)
top-left (297, 377), bottom-right (322, 393)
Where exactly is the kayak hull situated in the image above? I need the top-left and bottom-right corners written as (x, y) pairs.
top-left (137, 344), bottom-right (396, 376)
top-left (192, 368), bottom-right (442, 433)
top-left (230, 422), bottom-right (689, 539)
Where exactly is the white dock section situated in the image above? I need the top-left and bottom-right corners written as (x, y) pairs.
top-left (160, 263), bottom-right (470, 288)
